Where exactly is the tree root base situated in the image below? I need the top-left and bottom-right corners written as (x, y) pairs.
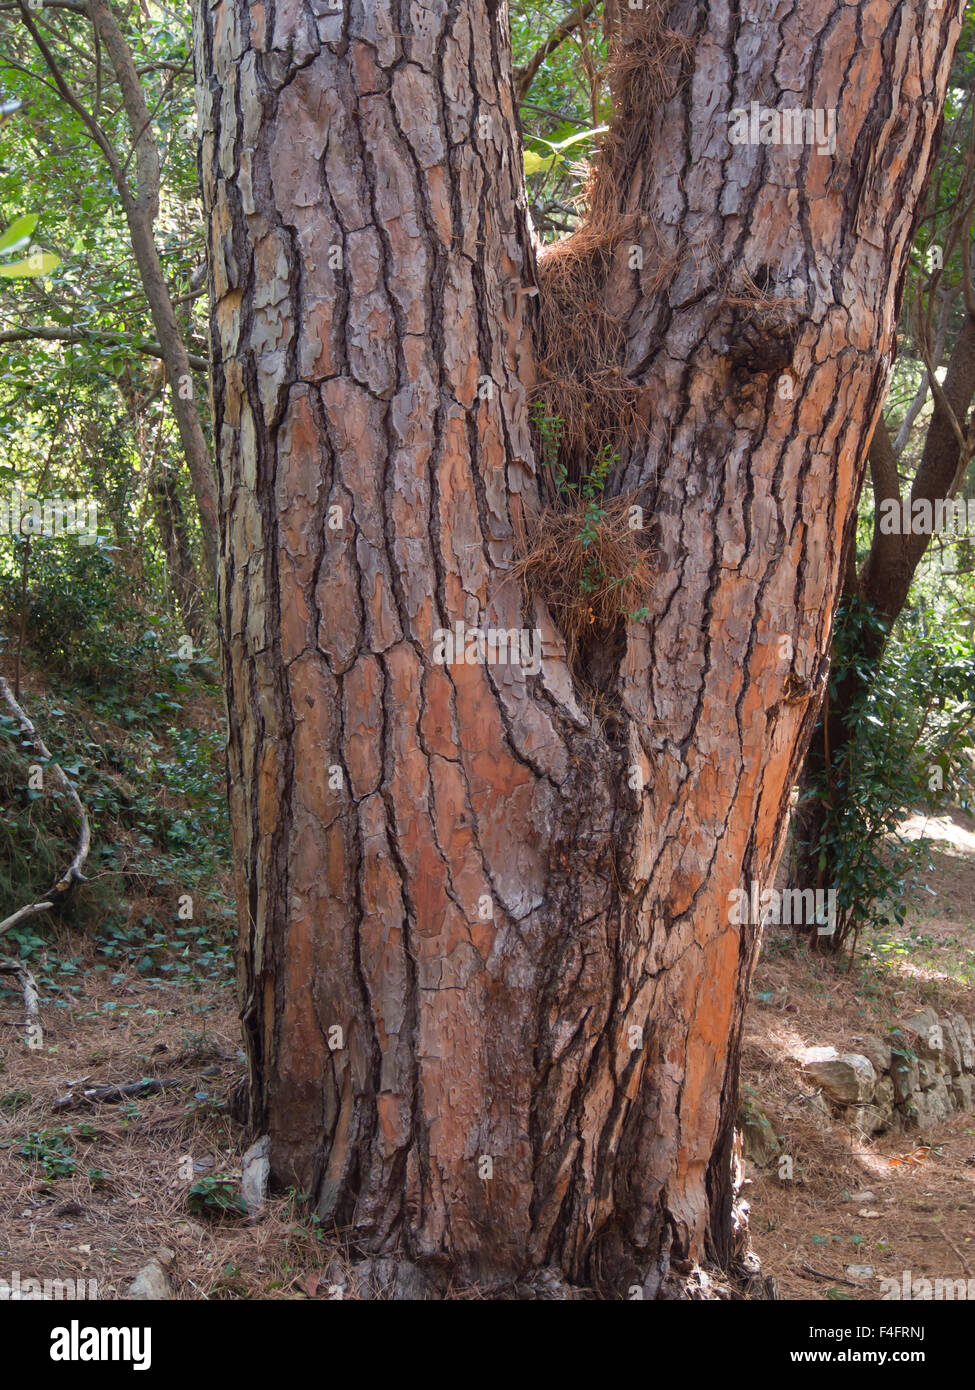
top-left (329, 1252), bottom-right (776, 1301)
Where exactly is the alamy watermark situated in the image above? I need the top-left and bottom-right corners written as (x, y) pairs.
top-left (728, 101), bottom-right (836, 156)
top-left (0, 1269), bottom-right (98, 1299)
top-left (876, 495), bottom-right (975, 538)
top-left (432, 619), bottom-right (542, 677)
top-left (0, 489), bottom-right (98, 544)
top-left (881, 1269), bottom-right (975, 1300)
top-left (50, 1320), bottom-right (150, 1370)
top-left (728, 880), bottom-right (837, 934)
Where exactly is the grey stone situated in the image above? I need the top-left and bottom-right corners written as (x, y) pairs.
top-left (901, 1009), bottom-right (946, 1070)
top-left (846, 1103), bottom-right (888, 1136)
top-left (931, 1074), bottom-right (954, 1115)
top-left (127, 1248), bottom-right (174, 1300)
top-left (803, 1049), bottom-right (877, 1104)
top-left (805, 1091), bottom-right (834, 1124)
top-left (866, 1075), bottom-right (896, 1132)
top-left (241, 1134), bottom-right (270, 1216)
top-left (918, 1057), bottom-right (938, 1088)
top-left (941, 1018), bottom-right (963, 1077)
top-left (849, 1035), bottom-right (892, 1075)
top-left (874, 1075), bottom-right (895, 1111)
top-left (891, 1050), bottom-right (920, 1104)
top-left (951, 1074), bottom-right (975, 1111)
top-left (785, 1090), bottom-right (833, 1126)
top-left (905, 1076), bottom-right (954, 1133)
top-left (741, 1110), bottom-right (780, 1167)
top-left (947, 1014), bottom-right (975, 1071)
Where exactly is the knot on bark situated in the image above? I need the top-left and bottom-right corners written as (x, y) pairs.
top-left (722, 268), bottom-right (803, 378)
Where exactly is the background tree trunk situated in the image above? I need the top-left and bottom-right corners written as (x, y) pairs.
top-left (196, 0), bottom-right (962, 1294)
top-left (88, 0), bottom-right (220, 584)
top-left (18, 0), bottom-right (221, 582)
top-left (794, 307), bottom-right (975, 922)
top-left (150, 469), bottom-right (207, 645)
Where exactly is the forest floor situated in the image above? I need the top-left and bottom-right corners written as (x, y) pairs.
top-left (746, 809), bottom-right (975, 1301)
top-left (1, 801), bottom-right (973, 1299)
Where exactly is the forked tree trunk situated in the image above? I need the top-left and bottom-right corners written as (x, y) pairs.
top-left (195, 0), bottom-right (962, 1294)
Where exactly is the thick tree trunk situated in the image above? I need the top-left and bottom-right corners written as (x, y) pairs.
top-left (196, 0), bottom-right (962, 1294)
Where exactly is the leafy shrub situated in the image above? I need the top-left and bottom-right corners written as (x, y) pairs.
top-left (799, 596), bottom-right (975, 954)
top-left (187, 1174), bottom-right (247, 1219)
top-left (0, 538), bottom-right (163, 689)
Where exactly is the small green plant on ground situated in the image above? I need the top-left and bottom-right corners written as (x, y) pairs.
top-left (187, 1173), bottom-right (247, 1219)
top-left (15, 1124), bottom-right (94, 1179)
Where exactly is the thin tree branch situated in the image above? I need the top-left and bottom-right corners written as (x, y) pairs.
top-left (87, 0), bottom-right (218, 579)
top-left (0, 324), bottom-right (208, 370)
top-left (13, 0), bottom-right (219, 578)
top-left (519, 101), bottom-right (592, 128)
top-left (514, 0), bottom-right (600, 103)
top-left (14, 0), bottom-right (127, 184)
top-left (0, 959), bottom-right (41, 1042)
top-left (893, 286), bottom-right (958, 456)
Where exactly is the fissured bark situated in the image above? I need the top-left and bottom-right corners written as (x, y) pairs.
top-left (196, 0), bottom-right (962, 1294)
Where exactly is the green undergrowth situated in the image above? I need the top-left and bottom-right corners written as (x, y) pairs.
top-left (0, 544), bottom-right (234, 1000)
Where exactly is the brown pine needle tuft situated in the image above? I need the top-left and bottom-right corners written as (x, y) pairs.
top-left (510, 492), bottom-right (655, 665)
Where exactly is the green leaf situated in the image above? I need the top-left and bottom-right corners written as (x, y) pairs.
top-left (0, 251), bottom-right (60, 279)
top-left (0, 215), bottom-right (39, 256)
top-left (547, 124), bottom-right (609, 152)
top-left (523, 148), bottom-right (559, 176)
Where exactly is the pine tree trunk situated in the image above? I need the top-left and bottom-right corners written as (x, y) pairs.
top-left (195, 0), bottom-right (962, 1294)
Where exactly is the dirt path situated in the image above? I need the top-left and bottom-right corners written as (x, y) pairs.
top-left (745, 812), bottom-right (975, 1300)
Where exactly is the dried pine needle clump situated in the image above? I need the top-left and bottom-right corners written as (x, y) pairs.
top-left (533, 2), bottom-right (694, 464)
top-left (512, 448), bottom-right (656, 665)
top-left (515, 5), bottom-right (689, 657)
top-left (534, 223), bottom-right (648, 465)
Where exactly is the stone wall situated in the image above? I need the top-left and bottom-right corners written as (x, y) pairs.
top-left (800, 1007), bottom-right (975, 1136)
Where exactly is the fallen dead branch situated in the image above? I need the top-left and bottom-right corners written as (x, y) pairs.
top-left (798, 1263), bottom-right (862, 1289)
top-left (0, 673), bottom-right (91, 939)
top-left (0, 958), bottom-right (41, 1042)
top-left (53, 1077), bottom-right (190, 1110)
top-left (0, 674), bottom-right (93, 1043)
